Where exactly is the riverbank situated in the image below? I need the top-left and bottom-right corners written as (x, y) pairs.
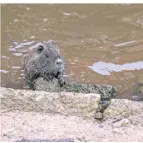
top-left (1, 87), bottom-right (143, 141)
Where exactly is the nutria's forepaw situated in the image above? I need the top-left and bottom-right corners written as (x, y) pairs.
top-left (58, 78), bottom-right (66, 87)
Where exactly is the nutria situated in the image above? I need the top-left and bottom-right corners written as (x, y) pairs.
top-left (23, 41), bottom-right (65, 89)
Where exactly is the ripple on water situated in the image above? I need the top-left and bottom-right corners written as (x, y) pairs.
top-left (9, 48), bottom-right (16, 52)
top-left (12, 66), bottom-right (21, 69)
top-left (12, 53), bottom-right (23, 57)
top-left (114, 40), bottom-right (136, 47)
top-left (1, 56), bottom-right (9, 60)
top-left (9, 41), bottom-right (37, 57)
top-left (0, 70), bottom-right (9, 74)
top-left (63, 12), bottom-right (72, 16)
top-left (13, 41), bottom-right (35, 49)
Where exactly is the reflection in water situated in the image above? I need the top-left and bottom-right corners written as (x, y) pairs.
top-left (89, 61), bottom-right (143, 75)
top-left (0, 70), bottom-right (9, 74)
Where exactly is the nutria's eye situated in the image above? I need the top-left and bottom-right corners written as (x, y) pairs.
top-left (37, 45), bottom-right (44, 53)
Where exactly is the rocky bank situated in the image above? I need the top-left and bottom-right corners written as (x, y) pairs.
top-left (0, 87), bottom-right (143, 142)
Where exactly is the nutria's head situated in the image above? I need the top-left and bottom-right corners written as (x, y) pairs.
top-left (23, 41), bottom-right (65, 88)
top-left (34, 42), bottom-right (64, 75)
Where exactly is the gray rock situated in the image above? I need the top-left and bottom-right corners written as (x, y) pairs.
top-left (0, 87), bottom-right (100, 119)
top-left (104, 99), bottom-right (143, 119)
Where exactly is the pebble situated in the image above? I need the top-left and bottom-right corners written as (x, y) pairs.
top-left (94, 112), bottom-right (103, 120)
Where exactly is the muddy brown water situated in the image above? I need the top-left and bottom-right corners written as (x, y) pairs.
top-left (1, 4), bottom-right (143, 100)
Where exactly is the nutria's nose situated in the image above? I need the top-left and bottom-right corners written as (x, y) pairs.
top-left (56, 59), bottom-right (63, 65)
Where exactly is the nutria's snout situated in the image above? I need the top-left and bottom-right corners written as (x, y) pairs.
top-left (56, 58), bottom-right (63, 65)
top-left (55, 58), bottom-right (64, 71)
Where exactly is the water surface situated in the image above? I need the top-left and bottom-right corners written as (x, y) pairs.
top-left (1, 4), bottom-right (143, 100)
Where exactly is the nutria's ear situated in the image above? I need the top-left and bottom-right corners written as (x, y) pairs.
top-left (45, 41), bottom-right (59, 50)
top-left (37, 45), bottom-right (44, 53)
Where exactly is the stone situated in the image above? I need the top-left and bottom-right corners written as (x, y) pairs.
top-left (104, 99), bottom-right (143, 119)
top-left (0, 87), bottom-right (100, 119)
